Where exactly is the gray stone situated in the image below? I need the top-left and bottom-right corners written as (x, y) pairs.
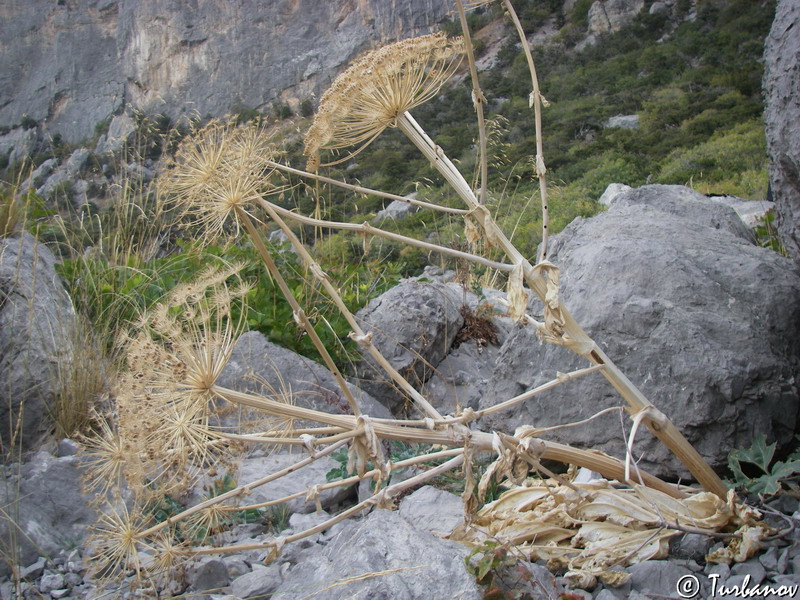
top-left (354, 281), bottom-right (465, 412)
top-left (374, 196), bottom-right (420, 222)
top-left (56, 438), bottom-right (79, 457)
top-left (763, 0), bottom-right (800, 260)
top-left (0, 453), bottom-right (94, 579)
top-left (730, 560), bottom-right (766, 584)
top-left (287, 510), bottom-right (331, 533)
top-left (594, 590), bottom-right (623, 600)
top-left (598, 182), bottom-right (632, 206)
top-left (19, 556), bottom-right (46, 580)
top-left (709, 195), bottom-right (775, 230)
top-left (0, 233), bottom-right (76, 451)
top-left (627, 560), bottom-right (693, 597)
top-left (650, 1), bottom-right (669, 16)
top-left (398, 486), bottom-right (464, 537)
top-left (588, 0), bottom-right (645, 34)
top-left (604, 114), bottom-right (640, 130)
top-left (0, 127), bottom-right (38, 166)
top-left (669, 533), bottom-right (714, 562)
top-left (759, 546), bottom-right (781, 574)
top-left (49, 589), bottom-right (70, 599)
top-left (221, 556), bottom-right (250, 580)
top-left (479, 185), bottom-right (800, 479)
top-left (26, 158), bottom-right (58, 190)
top-left (186, 558), bottom-right (230, 593)
top-left (37, 168), bottom-right (70, 199)
top-left (232, 452), bottom-right (352, 514)
top-left (64, 149), bottom-right (89, 177)
top-left (229, 563), bottom-right (284, 600)
top-left (95, 114), bottom-right (136, 155)
top-left (217, 330), bottom-right (391, 432)
top-left (37, 571), bottom-right (65, 594)
top-left (271, 509), bottom-right (483, 600)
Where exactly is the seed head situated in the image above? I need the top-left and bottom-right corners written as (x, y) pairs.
top-left (161, 119), bottom-right (281, 241)
top-left (304, 32), bottom-right (464, 169)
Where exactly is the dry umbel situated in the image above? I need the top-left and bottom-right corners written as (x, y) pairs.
top-left (81, 1), bottom-right (762, 592)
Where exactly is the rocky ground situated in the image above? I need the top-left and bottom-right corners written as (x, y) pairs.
top-left (2, 442), bottom-right (800, 599)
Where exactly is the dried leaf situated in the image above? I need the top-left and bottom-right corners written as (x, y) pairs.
top-left (507, 262), bottom-right (528, 322)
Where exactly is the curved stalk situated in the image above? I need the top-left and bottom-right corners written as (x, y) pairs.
top-left (455, 0), bottom-right (489, 205)
top-left (501, 0), bottom-right (550, 262)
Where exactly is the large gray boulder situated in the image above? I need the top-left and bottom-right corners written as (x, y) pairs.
top-left (0, 233), bottom-right (75, 452)
top-left (0, 451), bottom-right (95, 579)
top-left (764, 0), bottom-right (800, 261)
top-left (271, 509), bottom-right (483, 600)
top-left (353, 281), bottom-right (466, 413)
top-left (218, 330), bottom-right (391, 426)
top-left (479, 185), bottom-right (800, 480)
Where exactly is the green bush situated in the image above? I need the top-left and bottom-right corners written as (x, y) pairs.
top-left (655, 119), bottom-right (767, 195)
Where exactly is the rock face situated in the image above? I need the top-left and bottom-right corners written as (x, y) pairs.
top-left (0, 0), bottom-right (450, 144)
top-left (479, 185), bottom-right (800, 479)
top-left (588, 0), bottom-right (646, 34)
top-left (763, 0), bottom-right (800, 260)
top-left (270, 509), bottom-right (483, 600)
top-left (0, 233), bottom-right (75, 452)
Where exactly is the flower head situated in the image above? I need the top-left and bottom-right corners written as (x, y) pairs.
top-left (304, 32), bottom-right (464, 169)
top-left (161, 119), bottom-right (281, 241)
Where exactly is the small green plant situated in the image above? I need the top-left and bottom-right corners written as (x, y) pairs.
top-left (465, 540), bottom-right (534, 600)
top-left (754, 210), bottom-right (788, 256)
top-left (727, 434), bottom-right (800, 495)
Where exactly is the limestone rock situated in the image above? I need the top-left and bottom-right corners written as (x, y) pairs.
top-left (599, 182), bottom-right (632, 206)
top-left (374, 195), bottom-right (420, 222)
top-left (217, 330), bottom-right (391, 430)
top-left (604, 114), bottom-right (640, 130)
top-left (353, 281), bottom-right (466, 413)
top-left (270, 509), bottom-right (483, 600)
top-left (0, 451), bottom-right (94, 579)
top-left (398, 485), bottom-right (464, 537)
top-left (231, 451), bottom-right (353, 514)
top-left (0, 1), bottom-right (450, 144)
top-left (479, 185), bottom-right (800, 480)
top-left (0, 233), bottom-right (75, 451)
top-left (588, 0), bottom-right (646, 34)
top-left (763, 0), bottom-right (800, 260)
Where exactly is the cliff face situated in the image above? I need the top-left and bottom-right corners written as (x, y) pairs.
top-left (0, 0), bottom-right (450, 143)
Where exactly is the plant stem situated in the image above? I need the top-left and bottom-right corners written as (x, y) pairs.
top-left (455, 0), bottom-right (489, 205)
top-left (236, 207), bottom-right (362, 416)
top-left (395, 111), bottom-right (727, 499)
top-left (501, 0), bottom-right (550, 262)
top-left (255, 200), bottom-right (444, 421)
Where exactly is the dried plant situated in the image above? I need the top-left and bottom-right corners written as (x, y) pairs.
top-left (304, 32), bottom-right (464, 170)
top-left (80, 1), bottom-right (766, 592)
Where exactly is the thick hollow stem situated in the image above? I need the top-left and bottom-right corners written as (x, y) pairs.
top-left (267, 160), bottom-right (470, 215)
top-left (213, 384), bottom-right (683, 498)
top-left (254, 197), bottom-right (512, 273)
top-left (455, 0), bottom-right (489, 205)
